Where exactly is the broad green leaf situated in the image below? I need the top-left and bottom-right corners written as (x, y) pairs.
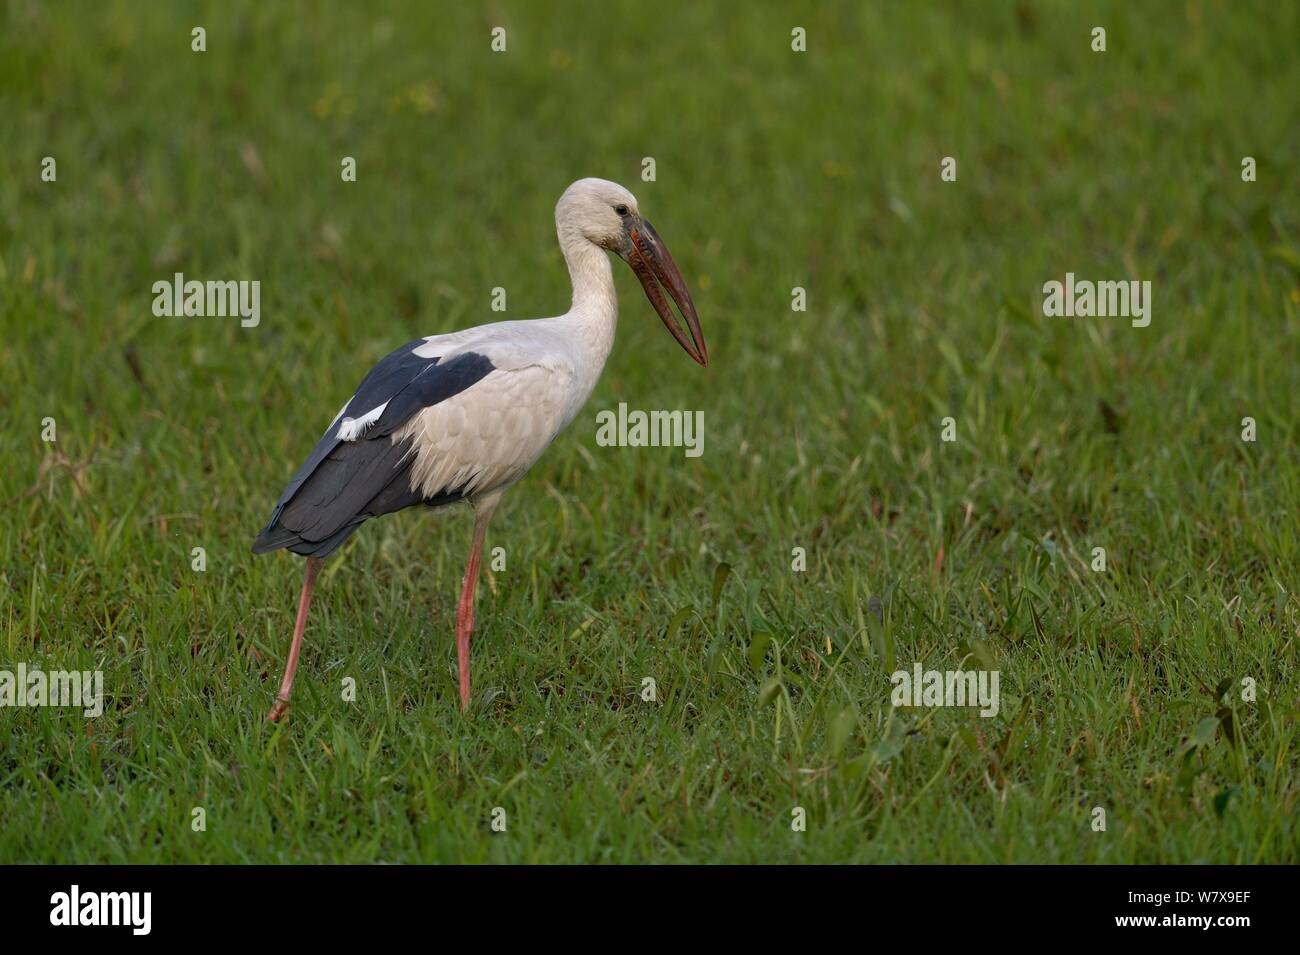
top-left (711, 561), bottom-right (733, 609)
top-left (747, 631), bottom-right (773, 674)
top-left (1190, 715), bottom-right (1219, 748)
top-left (666, 606), bottom-right (696, 642)
top-left (827, 705), bottom-right (856, 758)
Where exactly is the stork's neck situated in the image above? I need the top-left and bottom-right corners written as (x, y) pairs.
top-left (559, 228), bottom-right (618, 360)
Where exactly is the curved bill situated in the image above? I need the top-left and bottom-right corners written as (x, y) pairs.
top-left (626, 218), bottom-right (708, 366)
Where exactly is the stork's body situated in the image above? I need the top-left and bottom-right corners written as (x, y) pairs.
top-left (253, 179), bottom-right (707, 718)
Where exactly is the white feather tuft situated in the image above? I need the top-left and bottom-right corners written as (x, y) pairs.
top-left (337, 401), bottom-right (388, 441)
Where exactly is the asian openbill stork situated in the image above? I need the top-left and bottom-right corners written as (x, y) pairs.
top-left (253, 178), bottom-right (708, 719)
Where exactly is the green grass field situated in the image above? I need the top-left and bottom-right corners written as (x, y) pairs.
top-left (2, 0), bottom-right (1298, 863)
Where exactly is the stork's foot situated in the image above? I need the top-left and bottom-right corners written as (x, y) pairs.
top-left (453, 494), bottom-right (500, 717)
top-left (266, 557), bottom-right (322, 726)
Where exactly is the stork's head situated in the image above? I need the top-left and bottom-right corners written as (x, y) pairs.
top-left (557, 177), bottom-right (708, 366)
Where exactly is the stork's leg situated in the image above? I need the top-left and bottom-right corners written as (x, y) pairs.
top-left (455, 493), bottom-right (502, 712)
top-left (267, 556), bottom-right (323, 722)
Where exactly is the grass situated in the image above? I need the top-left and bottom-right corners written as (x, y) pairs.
top-left (1, 0), bottom-right (1298, 863)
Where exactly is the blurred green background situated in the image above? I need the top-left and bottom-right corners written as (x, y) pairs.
top-left (1, 0), bottom-right (1297, 862)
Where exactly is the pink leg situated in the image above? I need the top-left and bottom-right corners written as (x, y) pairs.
top-left (455, 497), bottom-right (500, 712)
top-left (268, 556), bottom-right (323, 722)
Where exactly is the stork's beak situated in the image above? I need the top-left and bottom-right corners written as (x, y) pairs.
top-left (625, 218), bottom-right (708, 366)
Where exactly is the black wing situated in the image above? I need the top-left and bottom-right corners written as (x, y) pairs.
top-left (252, 341), bottom-right (495, 558)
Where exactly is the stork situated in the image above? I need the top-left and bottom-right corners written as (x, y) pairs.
top-left (253, 178), bottom-right (708, 720)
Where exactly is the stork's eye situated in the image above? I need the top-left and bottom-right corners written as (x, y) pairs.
top-left (614, 204), bottom-right (630, 217)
